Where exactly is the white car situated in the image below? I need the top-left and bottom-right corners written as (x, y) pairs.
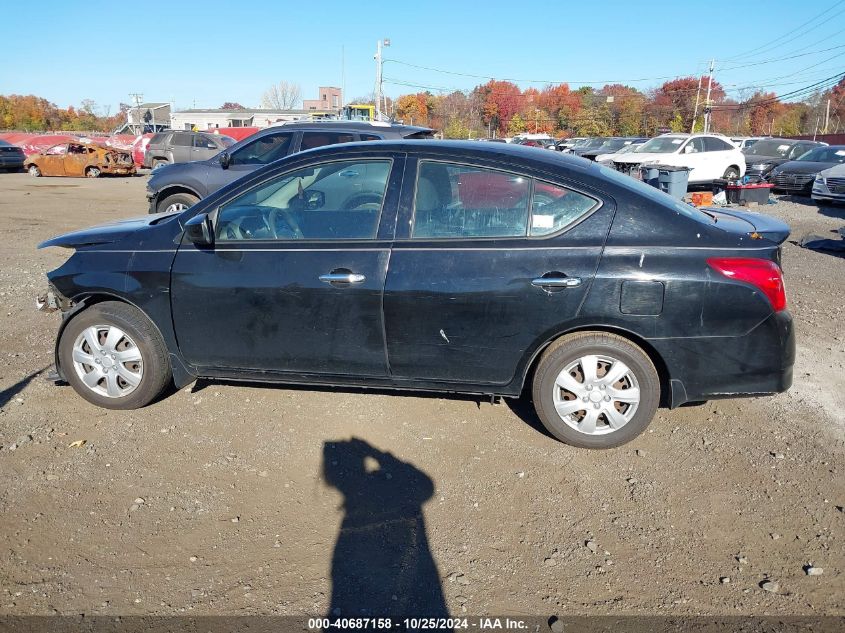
top-left (811, 162), bottom-right (845, 204)
top-left (731, 136), bottom-right (764, 151)
top-left (611, 133), bottom-right (746, 183)
top-left (595, 143), bottom-right (640, 164)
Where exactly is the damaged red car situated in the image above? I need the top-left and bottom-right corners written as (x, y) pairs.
top-left (25, 141), bottom-right (135, 178)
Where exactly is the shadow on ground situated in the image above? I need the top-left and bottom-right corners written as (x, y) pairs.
top-left (321, 437), bottom-right (449, 618)
top-left (0, 366), bottom-right (50, 408)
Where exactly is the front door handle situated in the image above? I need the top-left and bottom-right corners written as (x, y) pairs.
top-left (319, 272), bottom-right (366, 284)
top-left (531, 276), bottom-right (582, 288)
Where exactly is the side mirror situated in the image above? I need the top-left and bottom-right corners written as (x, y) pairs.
top-left (184, 212), bottom-right (214, 246)
top-left (219, 152), bottom-right (230, 169)
top-left (305, 190), bottom-right (325, 210)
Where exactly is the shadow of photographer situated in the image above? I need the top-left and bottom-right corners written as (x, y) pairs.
top-left (321, 437), bottom-right (449, 619)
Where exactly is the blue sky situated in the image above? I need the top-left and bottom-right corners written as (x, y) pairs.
top-left (1, 0), bottom-right (843, 113)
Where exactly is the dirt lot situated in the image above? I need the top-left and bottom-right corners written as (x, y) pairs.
top-left (0, 173), bottom-right (843, 618)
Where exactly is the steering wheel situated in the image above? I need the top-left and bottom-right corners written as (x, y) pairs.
top-left (269, 208), bottom-right (304, 239)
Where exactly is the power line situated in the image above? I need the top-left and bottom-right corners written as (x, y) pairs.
top-left (721, 0), bottom-right (845, 62)
top-left (383, 59), bottom-right (697, 86)
top-left (719, 43), bottom-right (845, 71)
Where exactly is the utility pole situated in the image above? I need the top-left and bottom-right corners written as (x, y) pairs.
top-left (824, 98), bottom-right (831, 134)
top-left (341, 45), bottom-right (346, 110)
top-left (703, 59), bottom-right (714, 134)
top-left (374, 38), bottom-right (390, 121)
top-left (129, 93), bottom-right (143, 134)
top-left (690, 75), bottom-right (703, 134)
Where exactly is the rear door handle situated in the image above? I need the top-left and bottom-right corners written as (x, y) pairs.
top-left (319, 273), bottom-right (366, 284)
top-left (531, 277), bottom-right (582, 288)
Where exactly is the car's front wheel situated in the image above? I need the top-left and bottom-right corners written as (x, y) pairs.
top-left (157, 192), bottom-right (199, 214)
top-left (28, 164), bottom-right (41, 177)
top-left (532, 332), bottom-right (660, 448)
top-left (58, 301), bottom-right (172, 409)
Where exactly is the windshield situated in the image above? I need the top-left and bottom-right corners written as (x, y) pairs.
top-left (797, 147), bottom-right (845, 163)
top-left (596, 139), bottom-right (628, 152)
top-left (745, 140), bottom-right (794, 157)
top-left (634, 137), bottom-right (685, 154)
top-left (582, 138), bottom-right (608, 149)
top-left (220, 136), bottom-right (237, 147)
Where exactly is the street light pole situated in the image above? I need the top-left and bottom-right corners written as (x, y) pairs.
top-left (374, 38), bottom-right (390, 121)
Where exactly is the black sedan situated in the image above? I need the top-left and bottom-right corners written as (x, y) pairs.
top-left (743, 138), bottom-right (826, 179)
top-left (769, 145), bottom-right (845, 195)
top-left (36, 141), bottom-right (794, 449)
top-left (0, 139), bottom-right (25, 172)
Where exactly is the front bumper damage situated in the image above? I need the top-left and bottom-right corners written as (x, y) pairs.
top-left (36, 285), bottom-right (73, 313)
top-left (36, 285), bottom-right (74, 384)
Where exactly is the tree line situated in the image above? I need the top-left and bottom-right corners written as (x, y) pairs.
top-left (0, 95), bottom-right (128, 132)
top-left (389, 76), bottom-right (845, 138)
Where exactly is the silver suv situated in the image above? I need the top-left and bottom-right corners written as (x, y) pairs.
top-left (146, 121), bottom-right (433, 214)
top-left (144, 131), bottom-right (236, 169)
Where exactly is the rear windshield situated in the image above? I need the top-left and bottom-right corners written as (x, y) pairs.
top-left (745, 140), bottom-right (794, 157)
top-left (403, 130), bottom-right (435, 139)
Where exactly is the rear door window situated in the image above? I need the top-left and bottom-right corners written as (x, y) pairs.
top-left (412, 161), bottom-right (530, 238)
top-left (530, 182), bottom-right (599, 236)
top-left (300, 131), bottom-right (356, 151)
top-left (704, 137), bottom-right (733, 151)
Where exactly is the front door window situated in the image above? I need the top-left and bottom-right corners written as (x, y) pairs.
top-left (216, 159), bottom-right (392, 241)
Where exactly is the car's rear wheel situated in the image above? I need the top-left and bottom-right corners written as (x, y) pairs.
top-left (723, 166), bottom-right (740, 180)
top-left (28, 164), bottom-right (41, 177)
top-left (58, 302), bottom-right (172, 410)
top-left (157, 192), bottom-right (199, 214)
top-left (532, 332), bottom-right (660, 448)
top-left (85, 166), bottom-right (101, 178)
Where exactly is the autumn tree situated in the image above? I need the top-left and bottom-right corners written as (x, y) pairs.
top-left (221, 102), bottom-right (245, 110)
top-left (474, 80), bottom-right (522, 136)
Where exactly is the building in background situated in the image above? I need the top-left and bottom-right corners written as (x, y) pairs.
top-left (303, 87), bottom-right (342, 112)
top-left (169, 108), bottom-right (316, 131)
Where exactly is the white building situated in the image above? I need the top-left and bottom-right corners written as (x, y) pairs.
top-left (169, 108), bottom-right (320, 131)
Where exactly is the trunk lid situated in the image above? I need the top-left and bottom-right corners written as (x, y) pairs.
top-left (706, 208), bottom-right (790, 245)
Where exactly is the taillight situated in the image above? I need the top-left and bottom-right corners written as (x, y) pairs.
top-left (707, 257), bottom-right (786, 312)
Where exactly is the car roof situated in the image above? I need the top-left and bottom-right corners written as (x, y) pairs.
top-left (291, 139), bottom-right (602, 170)
top-left (267, 120), bottom-right (432, 134)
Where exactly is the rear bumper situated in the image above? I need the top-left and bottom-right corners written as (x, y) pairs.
top-left (651, 311), bottom-right (795, 407)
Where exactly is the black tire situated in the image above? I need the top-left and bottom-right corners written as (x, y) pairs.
top-left (58, 301), bottom-right (172, 410)
top-left (531, 332), bottom-right (660, 448)
top-left (723, 166), bottom-right (741, 180)
top-left (157, 192), bottom-right (199, 214)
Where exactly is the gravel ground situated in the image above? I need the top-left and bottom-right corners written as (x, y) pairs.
top-left (0, 173), bottom-right (842, 618)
